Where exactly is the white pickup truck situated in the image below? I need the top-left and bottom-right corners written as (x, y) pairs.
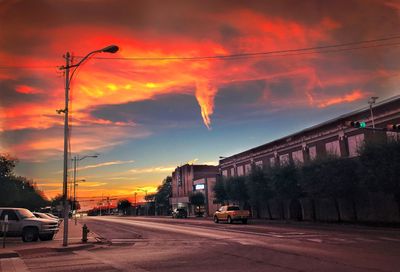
top-left (0, 208), bottom-right (59, 242)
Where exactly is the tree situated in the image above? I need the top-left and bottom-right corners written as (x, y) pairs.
top-left (226, 176), bottom-right (248, 207)
top-left (189, 191), bottom-right (205, 216)
top-left (300, 155), bottom-right (359, 222)
top-left (359, 140), bottom-right (400, 216)
top-left (0, 154), bottom-right (17, 178)
top-left (213, 176), bottom-right (228, 204)
top-left (51, 194), bottom-right (75, 213)
top-left (246, 166), bottom-right (274, 219)
top-left (271, 163), bottom-right (302, 220)
top-left (154, 176), bottom-right (172, 215)
top-left (0, 156), bottom-right (49, 210)
top-left (117, 199), bottom-right (132, 215)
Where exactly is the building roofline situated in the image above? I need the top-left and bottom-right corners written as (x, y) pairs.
top-left (220, 94), bottom-right (400, 162)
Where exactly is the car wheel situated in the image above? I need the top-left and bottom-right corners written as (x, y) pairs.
top-left (39, 234), bottom-right (54, 241)
top-left (22, 228), bottom-right (39, 242)
top-left (242, 219), bottom-right (248, 224)
top-left (214, 216), bottom-right (219, 223)
top-left (227, 216), bottom-right (233, 224)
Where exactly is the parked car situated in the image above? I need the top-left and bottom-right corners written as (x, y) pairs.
top-left (0, 208), bottom-right (59, 242)
top-left (45, 213), bottom-right (63, 223)
top-left (213, 205), bottom-right (250, 224)
top-left (172, 208), bottom-right (187, 218)
top-left (33, 212), bottom-right (61, 226)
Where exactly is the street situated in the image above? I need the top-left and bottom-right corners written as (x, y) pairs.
top-left (78, 216), bottom-right (400, 272)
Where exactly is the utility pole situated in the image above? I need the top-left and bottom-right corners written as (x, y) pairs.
top-left (58, 45), bottom-right (118, 247)
top-left (368, 96), bottom-right (378, 128)
top-left (62, 52), bottom-right (70, 247)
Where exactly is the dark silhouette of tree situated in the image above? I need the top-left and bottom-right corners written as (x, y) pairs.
top-left (359, 140), bottom-right (400, 217)
top-left (0, 154), bottom-right (17, 178)
top-left (226, 176), bottom-right (248, 207)
top-left (189, 191), bottom-right (205, 216)
top-left (271, 163), bottom-right (302, 220)
top-left (246, 166), bottom-right (274, 219)
top-left (0, 154), bottom-right (49, 210)
top-left (118, 199), bottom-right (132, 215)
top-left (154, 176), bottom-right (172, 215)
top-left (213, 176), bottom-right (228, 204)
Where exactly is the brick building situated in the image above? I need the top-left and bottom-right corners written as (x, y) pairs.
top-left (219, 95), bottom-right (400, 177)
top-left (170, 164), bottom-right (219, 216)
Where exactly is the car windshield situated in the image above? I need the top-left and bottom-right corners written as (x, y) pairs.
top-left (227, 206), bottom-right (240, 211)
top-left (18, 209), bottom-right (36, 219)
top-left (35, 213), bottom-right (51, 219)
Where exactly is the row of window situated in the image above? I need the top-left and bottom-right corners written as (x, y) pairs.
top-left (222, 133), bottom-right (366, 178)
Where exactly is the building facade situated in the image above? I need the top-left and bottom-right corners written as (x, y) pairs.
top-left (220, 96), bottom-right (400, 177)
top-left (170, 164), bottom-right (219, 216)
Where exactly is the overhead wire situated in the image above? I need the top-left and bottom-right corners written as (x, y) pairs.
top-left (78, 34), bottom-right (400, 61)
top-left (1, 35), bottom-right (400, 69)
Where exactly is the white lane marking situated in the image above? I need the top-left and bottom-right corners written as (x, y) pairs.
top-left (90, 217), bottom-right (330, 242)
top-left (306, 238), bottom-right (323, 243)
top-left (91, 217), bottom-right (236, 240)
top-left (379, 237), bottom-right (400, 242)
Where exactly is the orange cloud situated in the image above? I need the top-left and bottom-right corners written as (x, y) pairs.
top-left (317, 89), bottom-right (366, 108)
top-left (195, 80), bottom-right (218, 129)
top-left (2, 5), bottom-right (396, 165)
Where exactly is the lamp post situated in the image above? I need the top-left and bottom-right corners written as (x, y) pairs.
top-left (368, 96), bottom-right (379, 129)
top-left (72, 154), bottom-right (98, 215)
top-left (73, 179), bottom-right (85, 225)
top-left (59, 45), bottom-right (119, 247)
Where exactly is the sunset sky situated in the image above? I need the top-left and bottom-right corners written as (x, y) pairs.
top-left (1, 0), bottom-right (400, 208)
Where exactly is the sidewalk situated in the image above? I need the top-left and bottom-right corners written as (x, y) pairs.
top-left (0, 219), bottom-right (101, 272)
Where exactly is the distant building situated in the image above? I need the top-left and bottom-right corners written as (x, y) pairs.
top-left (170, 164), bottom-right (219, 216)
top-left (219, 95), bottom-right (400, 177)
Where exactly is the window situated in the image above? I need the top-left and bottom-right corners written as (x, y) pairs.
top-left (309, 146), bottom-right (317, 160)
top-left (237, 165), bottom-right (244, 176)
top-left (245, 164), bottom-right (251, 174)
top-left (279, 154), bottom-right (289, 165)
top-left (227, 206), bottom-right (240, 211)
top-left (230, 167), bottom-right (235, 177)
top-left (0, 210), bottom-right (19, 221)
top-left (255, 161), bottom-right (263, 169)
top-left (387, 131), bottom-right (399, 142)
top-left (292, 150), bottom-right (304, 164)
top-left (269, 157), bottom-right (276, 167)
top-left (325, 140), bottom-right (341, 156)
top-left (222, 170), bottom-right (228, 177)
top-left (347, 133), bottom-right (365, 157)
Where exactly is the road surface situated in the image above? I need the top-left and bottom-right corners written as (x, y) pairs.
top-left (80, 216), bottom-right (400, 272)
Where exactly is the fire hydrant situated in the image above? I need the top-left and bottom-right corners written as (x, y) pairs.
top-left (82, 224), bottom-right (89, 243)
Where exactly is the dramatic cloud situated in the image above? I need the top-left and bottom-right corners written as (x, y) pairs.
top-left (1, 0), bottom-right (399, 200)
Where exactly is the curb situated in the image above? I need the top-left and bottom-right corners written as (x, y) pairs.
top-left (55, 243), bottom-right (95, 252)
top-left (0, 252), bottom-right (19, 259)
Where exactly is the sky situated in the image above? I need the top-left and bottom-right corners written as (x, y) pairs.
top-left (1, 0), bottom-right (400, 208)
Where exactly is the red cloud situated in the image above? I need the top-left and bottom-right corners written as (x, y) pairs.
top-left (0, 5), bottom-right (397, 160)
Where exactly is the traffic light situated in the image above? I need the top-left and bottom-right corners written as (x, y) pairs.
top-left (345, 121), bottom-right (367, 128)
top-left (386, 124), bottom-right (400, 131)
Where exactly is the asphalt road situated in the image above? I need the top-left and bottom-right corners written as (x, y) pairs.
top-left (81, 216), bottom-right (400, 272)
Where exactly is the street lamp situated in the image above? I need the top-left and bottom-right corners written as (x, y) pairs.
top-left (73, 179), bottom-right (85, 225)
top-left (59, 45), bottom-right (118, 247)
top-left (72, 154), bottom-right (98, 216)
top-left (368, 96), bottom-right (379, 129)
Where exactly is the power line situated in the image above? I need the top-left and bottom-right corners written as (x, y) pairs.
top-left (1, 34), bottom-right (400, 69)
top-left (78, 34), bottom-right (400, 61)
